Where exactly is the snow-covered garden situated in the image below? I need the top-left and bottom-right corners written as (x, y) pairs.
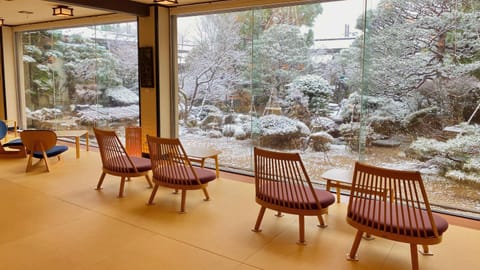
top-left (18, 1), bottom-right (480, 217)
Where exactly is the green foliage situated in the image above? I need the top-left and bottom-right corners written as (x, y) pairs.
top-left (288, 75), bottom-right (333, 116)
top-left (252, 24), bottom-right (311, 96)
top-left (237, 4), bottom-right (323, 42)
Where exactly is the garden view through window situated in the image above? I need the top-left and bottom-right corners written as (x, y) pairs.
top-left (20, 22), bottom-right (139, 141)
top-left (177, 0), bottom-right (480, 218)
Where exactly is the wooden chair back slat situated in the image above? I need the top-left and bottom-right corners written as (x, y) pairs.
top-left (346, 162), bottom-right (448, 270)
top-left (146, 135), bottom-right (216, 213)
top-left (147, 136), bottom-right (200, 185)
top-left (252, 147), bottom-right (335, 244)
top-left (94, 128), bottom-right (138, 174)
top-left (254, 148), bottom-right (321, 211)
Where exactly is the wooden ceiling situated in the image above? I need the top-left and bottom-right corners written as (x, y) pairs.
top-left (0, 0), bottom-right (230, 26)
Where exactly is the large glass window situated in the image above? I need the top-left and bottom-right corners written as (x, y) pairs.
top-left (19, 22), bottom-right (139, 140)
top-left (177, 0), bottom-right (480, 218)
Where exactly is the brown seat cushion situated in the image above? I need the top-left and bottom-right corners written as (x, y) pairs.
top-left (153, 164), bottom-right (216, 185)
top-left (106, 156), bottom-right (151, 173)
top-left (348, 199), bottom-right (448, 237)
top-left (258, 182), bottom-right (335, 209)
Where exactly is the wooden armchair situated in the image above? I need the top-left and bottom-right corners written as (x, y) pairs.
top-left (93, 128), bottom-right (153, 197)
top-left (346, 162), bottom-right (449, 270)
top-left (252, 147), bottom-right (335, 245)
top-left (20, 130), bottom-right (68, 172)
top-left (0, 120), bottom-right (25, 158)
top-left (146, 135), bottom-right (217, 213)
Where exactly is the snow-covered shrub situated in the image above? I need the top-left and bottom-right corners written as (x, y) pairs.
top-left (407, 137), bottom-right (447, 161)
top-left (310, 116), bottom-right (337, 132)
top-left (234, 127), bottom-right (247, 140)
top-left (401, 106), bottom-right (439, 129)
top-left (309, 132), bottom-right (334, 152)
top-left (463, 156), bottom-right (480, 172)
top-left (191, 105), bottom-right (222, 121)
top-left (253, 114), bottom-right (310, 149)
top-left (200, 113), bottom-right (223, 130)
top-left (339, 92), bottom-right (410, 124)
top-left (408, 125), bottom-right (480, 183)
top-left (445, 170), bottom-right (480, 183)
top-left (207, 130), bottom-right (222, 138)
top-left (222, 124), bottom-right (237, 137)
top-left (368, 116), bottom-right (399, 136)
top-left (287, 75), bottom-right (333, 116)
top-left (338, 122), bottom-right (374, 150)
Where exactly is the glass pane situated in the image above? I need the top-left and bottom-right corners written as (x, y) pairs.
top-left (361, 0), bottom-right (480, 218)
top-left (177, 1), bottom-right (366, 176)
top-left (19, 22), bottom-right (138, 144)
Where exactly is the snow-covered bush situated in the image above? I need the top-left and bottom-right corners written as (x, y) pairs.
top-left (408, 125), bottom-right (480, 183)
top-left (401, 107), bottom-right (439, 129)
top-left (309, 132), bottom-right (334, 152)
top-left (310, 116), bottom-right (337, 132)
top-left (207, 130), bottom-right (222, 138)
top-left (338, 122), bottom-right (375, 150)
top-left (234, 127), bottom-right (247, 140)
top-left (339, 92), bottom-right (410, 124)
top-left (368, 116), bottom-right (399, 136)
top-left (287, 75), bottom-right (333, 116)
top-left (407, 137), bottom-right (447, 161)
top-left (222, 124), bottom-right (237, 137)
top-left (253, 114), bottom-right (310, 149)
top-left (200, 113), bottom-right (223, 130)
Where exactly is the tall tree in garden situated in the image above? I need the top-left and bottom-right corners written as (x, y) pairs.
top-left (251, 24), bottom-right (312, 102)
top-left (179, 14), bottom-right (246, 121)
top-left (339, 0), bottom-right (480, 123)
top-left (237, 4), bottom-right (322, 42)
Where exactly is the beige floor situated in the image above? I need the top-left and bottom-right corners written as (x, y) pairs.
top-left (0, 147), bottom-right (478, 270)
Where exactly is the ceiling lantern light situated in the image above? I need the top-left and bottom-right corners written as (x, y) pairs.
top-left (52, 5), bottom-right (74, 17)
top-left (153, 0), bottom-right (178, 5)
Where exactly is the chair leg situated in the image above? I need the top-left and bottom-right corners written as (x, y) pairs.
top-left (202, 187), bottom-right (210, 201)
top-left (346, 230), bottom-right (363, 261)
top-left (419, 245), bottom-right (433, 256)
top-left (252, 206), bottom-right (266, 232)
top-left (179, 189), bottom-right (187, 213)
top-left (410, 244), bottom-right (419, 270)
top-left (147, 184), bottom-right (159, 205)
top-left (25, 154), bottom-right (33, 172)
top-left (96, 172), bottom-right (106, 190)
top-left (145, 175), bottom-right (153, 188)
top-left (43, 158), bottom-right (51, 172)
top-left (118, 177), bottom-right (126, 198)
top-left (317, 215), bottom-right (328, 228)
top-left (297, 215), bottom-right (306, 245)
top-left (42, 152), bottom-right (50, 172)
top-left (363, 233), bottom-right (375, 240)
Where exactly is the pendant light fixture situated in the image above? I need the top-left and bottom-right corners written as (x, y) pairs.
top-left (52, 5), bottom-right (74, 17)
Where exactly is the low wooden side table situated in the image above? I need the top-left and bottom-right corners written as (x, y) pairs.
top-left (55, 130), bottom-right (89, 159)
top-left (184, 146), bottom-right (221, 178)
top-left (321, 168), bottom-right (353, 203)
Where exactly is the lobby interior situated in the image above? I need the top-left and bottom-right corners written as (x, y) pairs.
top-left (1, 1), bottom-right (480, 269)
